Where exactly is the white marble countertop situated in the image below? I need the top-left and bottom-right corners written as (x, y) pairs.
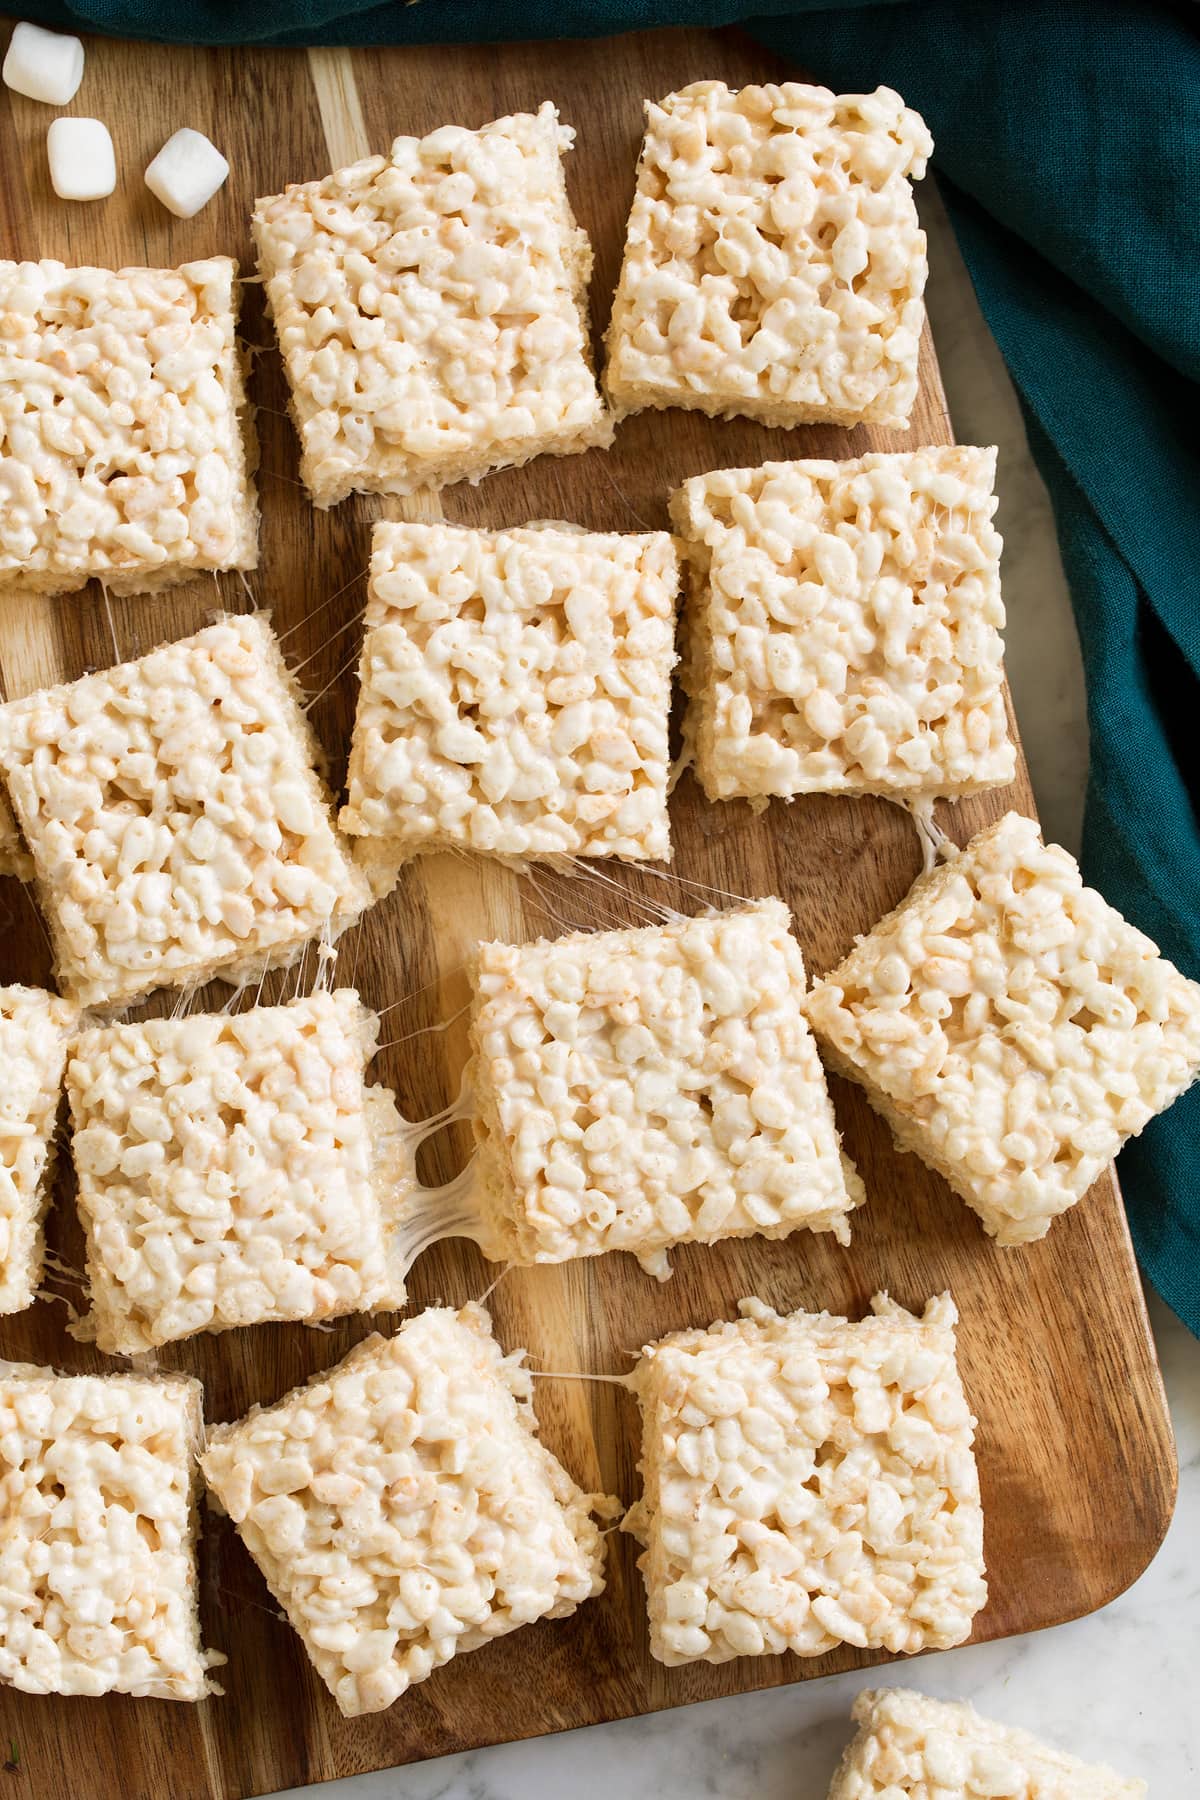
top-left (283, 192), bottom-right (1196, 1800)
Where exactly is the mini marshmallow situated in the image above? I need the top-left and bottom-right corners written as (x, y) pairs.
top-left (3, 21), bottom-right (84, 106)
top-left (145, 127), bottom-right (229, 219)
top-left (47, 116), bottom-right (115, 200)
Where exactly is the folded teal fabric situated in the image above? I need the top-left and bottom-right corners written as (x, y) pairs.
top-left (20, 0), bottom-right (1200, 1331)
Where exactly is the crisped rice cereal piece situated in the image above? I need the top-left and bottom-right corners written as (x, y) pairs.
top-left (0, 985), bottom-right (76, 1314)
top-left (0, 613), bottom-right (371, 1012)
top-left (827, 1687), bottom-right (1146, 1799)
top-left (671, 449), bottom-right (1015, 802)
top-left (340, 520), bottom-right (678, 884)
top-left (0, 1363), bottom-right (219, 1698)
top-left (804, 812), bottom-right (1200, 1245)
top-left (465, 899), bottom-right (863, 1274)
top-left (66, 989), bottom-right (412, 1354)
top-left (624, 1293), bottom-right (986, 1667)
top-left (0, 256), bottom-right (257, 598)
top-left (253, 104), bottom-right (612, 506)
top-left (604, 82), bottom-right (931, 430)
top-left (201, 1304), bottom-right (615, 1716)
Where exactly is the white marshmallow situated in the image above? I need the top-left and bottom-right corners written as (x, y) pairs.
top-left (144, 127), bottom-right (229, 219)
top-left (47, 116), bottom-right (116, 201)
top-left (3, 21), bottom-right (84, 105)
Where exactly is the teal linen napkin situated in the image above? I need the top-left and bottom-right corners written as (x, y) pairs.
top-left (18, 0), bottom-right (1200, 1333)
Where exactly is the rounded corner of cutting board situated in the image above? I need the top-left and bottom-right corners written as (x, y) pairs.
top-left (990, 1440), bottom-right (1177, 1641)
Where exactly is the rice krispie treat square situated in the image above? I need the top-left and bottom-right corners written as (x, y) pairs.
top-left (253, 104), bottom-right (611, 505)
top-left (0, 613), bottom-right (371, 1012)
top-left (623, 1293), bottom-right (986, 1667)
top-left (0, 985), bottom-right (75, 1315)
top-left (828, 1688), bottom-right (1146, 1799)
top-left (0, 1364), bottom-right (219, 1698)
top-left (604, 82), bottom-right (931, 430)
top-left (0, 256), bottom-right (257, 598)
top-left (66, 988), bottom-right (411, 1354)
top-left (671, 449), bottom-right (1015, 802)
top-left (465, 900), bottom-right (863, 1275)
top-left (340, 520), bottom-right (678, 883)
top-left (201, 1304), bottom-right (614, 1716)
top-left (804, 812), bottom-right (1200, 1245)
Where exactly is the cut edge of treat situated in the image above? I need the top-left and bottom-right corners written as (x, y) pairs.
top-left (0, 985), bottom-right (77, 1316)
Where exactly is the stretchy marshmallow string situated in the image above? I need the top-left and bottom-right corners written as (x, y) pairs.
top-left (895, 794), bottom-right (955, 874)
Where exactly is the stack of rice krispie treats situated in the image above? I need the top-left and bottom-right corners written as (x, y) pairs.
top-left (0, 67), bottom-right (1189, 1785)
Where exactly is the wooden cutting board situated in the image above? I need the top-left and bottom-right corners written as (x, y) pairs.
top-left (0, 21), bottom-right (1176, 1800)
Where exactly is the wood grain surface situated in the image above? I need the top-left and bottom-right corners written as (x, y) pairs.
top-left (0, 22), bottom-right (1177, 1800)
